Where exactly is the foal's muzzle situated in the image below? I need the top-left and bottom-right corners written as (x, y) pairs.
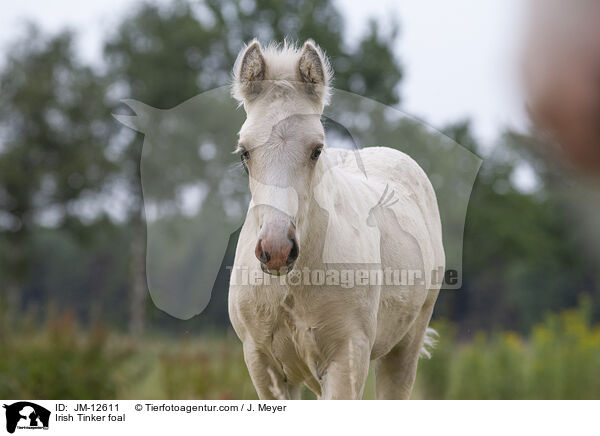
top-left (255, 220), bottom-right (299, 275)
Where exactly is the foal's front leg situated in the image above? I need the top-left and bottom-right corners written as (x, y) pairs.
top-left (243, 343), bottom-right (300, 400)
top-left (320, 335), bottom-right (371, 400)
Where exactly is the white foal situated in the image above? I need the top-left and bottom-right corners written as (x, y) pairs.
top-left (228, 39), bottom-right (445, 399)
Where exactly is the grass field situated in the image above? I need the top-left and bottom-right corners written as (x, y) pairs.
top-left (1, 304), bottom-right (599, 400)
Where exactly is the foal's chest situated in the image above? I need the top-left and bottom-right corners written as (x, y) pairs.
top-left (234, 286), bottom-right (330, 383)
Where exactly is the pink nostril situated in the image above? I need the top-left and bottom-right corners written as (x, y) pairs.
top-left (255, 223), bottom-right (299, 271)
top-left (286, 237), bottom-right (299, 265)
top-left (255, 239), bottom-right (271, 264)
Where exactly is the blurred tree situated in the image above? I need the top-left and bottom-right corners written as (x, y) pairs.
top-left (0, 26), bottom-right (116, 310)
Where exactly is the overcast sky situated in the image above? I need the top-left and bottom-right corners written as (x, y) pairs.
top-left (0, 0), bottom-right (529, 146)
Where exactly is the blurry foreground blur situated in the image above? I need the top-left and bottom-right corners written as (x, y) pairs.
top-left (523, 0), bottom-right (600, 172)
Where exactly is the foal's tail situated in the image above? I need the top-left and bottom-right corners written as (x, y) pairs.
top-left (420, 327), bottom-right (439, 359)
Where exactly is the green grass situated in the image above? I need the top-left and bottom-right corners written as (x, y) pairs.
top-left (417, 305), bottom-right (600, 399)
top-left (1, 304), bottom-right (599, 399)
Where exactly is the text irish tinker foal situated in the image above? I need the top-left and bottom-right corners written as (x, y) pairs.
top-left (228, 40), bottom-right (445, 399)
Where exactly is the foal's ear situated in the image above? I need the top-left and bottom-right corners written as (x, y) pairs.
top-left (233, 39), bottom-right (266, 102)
top-left (297, 40), bottom-right (331, 106)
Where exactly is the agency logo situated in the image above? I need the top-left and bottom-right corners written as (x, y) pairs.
top-left (2, 402), bottom-right (50, 434)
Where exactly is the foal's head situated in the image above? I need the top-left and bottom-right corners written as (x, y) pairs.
top-left (232, 39), bottom-right (331, 274)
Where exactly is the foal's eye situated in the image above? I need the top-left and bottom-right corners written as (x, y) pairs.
top-left (239, 148), bottom-right (250, 174)
top-left (310, 145), bottom-right (323, 161)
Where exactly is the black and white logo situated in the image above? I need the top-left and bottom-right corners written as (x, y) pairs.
top-left (3, 402), bottom-right (50, 434)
